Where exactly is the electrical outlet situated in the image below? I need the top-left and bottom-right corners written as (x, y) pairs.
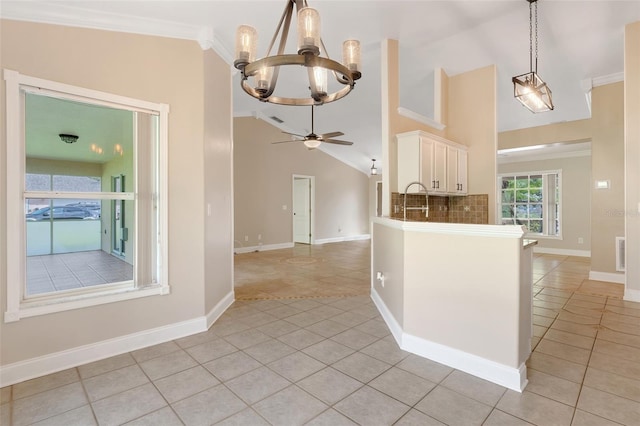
top-left (578, 237), bottom-right (584, 244)
top-left (244, 235), bottom-right (249, 242)
top-left (258, 234), bottom-right (262, 241)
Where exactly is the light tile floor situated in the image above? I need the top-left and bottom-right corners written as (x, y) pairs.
top-left (2, 244), bottom-right (639, 425)
top-left (27, 251), bottom-right (133, 295)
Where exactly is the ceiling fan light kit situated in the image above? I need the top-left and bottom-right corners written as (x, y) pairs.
top-left (512, 0), bottom-right (554, 113)
top-left (233, 0), bottom-right (362, 106)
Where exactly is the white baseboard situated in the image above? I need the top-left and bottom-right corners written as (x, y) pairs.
top-left (371, 288), bottom-right (527, 392)
top-left (624, 288), bottom-right (640, 302)
top-left (234, 242), bottom-right (294, 254)
top-left (0, 316), bottom-right (208, 387)
top-left (370, 288), bottom-right (403, 346)
top-left (206, 290), bottom-right (235, 328)
top-left (315, 234), bottom-right (371, 245)
top-left (533, 247), bottom-right (591, 257)
top-left (589, 270), bottom-right (625, 284)
top-left (402, 334), bottom-right (528, 392)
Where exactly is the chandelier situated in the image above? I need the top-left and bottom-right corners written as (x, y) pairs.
top-left (512, 0), bottom-right (554, 113)
top-left (233, 0), bottom-right (362, 106)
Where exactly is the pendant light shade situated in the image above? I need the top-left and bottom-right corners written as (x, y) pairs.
top-left (297, 7), bottom-right (321, 54)
top-left (513, 71), bottom-right (553, 113)
top-left (512, 0), bottom-right (554, 113)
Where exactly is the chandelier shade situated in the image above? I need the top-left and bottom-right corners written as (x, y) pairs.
top-left (512, 0), bottom-right (554, 113)
top-left (233, 0), bottom-right (362, 106)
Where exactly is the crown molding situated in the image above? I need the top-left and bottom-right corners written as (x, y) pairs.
top-left (592, 72), bottom-right (624, 87)
top-left (498, 149), bottom-right (591, 164)
top-left (397, 107), bottom-right (446, 131)
top-left (0, 2), bottom-right (233, 63)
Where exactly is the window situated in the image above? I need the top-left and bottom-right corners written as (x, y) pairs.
top-left (499, 171), bottom-right (561, 237)
top-left (4, 70), bottom-right (169, 322)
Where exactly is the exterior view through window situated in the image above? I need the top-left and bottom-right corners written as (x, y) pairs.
top-left (24, 93), bottom-right (137, 296)
top-left (499, 172), bottom-right (561, 236)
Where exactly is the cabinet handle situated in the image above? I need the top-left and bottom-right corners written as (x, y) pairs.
top-left (436, 181), bottom-right (440, 189)
top-left (432, 180), bottom-right (436, 189)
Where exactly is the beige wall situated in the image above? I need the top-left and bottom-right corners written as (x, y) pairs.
top-left (371, 222), bottom-right (404, 326)
top-left (0, 20), bottom-right (231, 365)
top-left (498, 119), bottom-right (591, 149)
top-left (499, 156), bottom-right (591, 253)
top-left (203, 49), bottom-right (234, 313)
top-left (371, 218), bottom-right (531, 389)
top-left (382, 42), bottom-right (497, 221)
top-left (497, 83), bottom-right (625, 274)
top-left (591, 82), bottom-right (625, 275)
top-left (446, 65), bottom-right (498, 223)
top-left (625, 21), bottom-right (640, 299)
top-left (233, 117), bottom-right (369, 247)
top-left (382, 40), bottom-right (446, 217)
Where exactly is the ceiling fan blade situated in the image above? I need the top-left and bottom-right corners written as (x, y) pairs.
top-left (272, 140), bottom-right (302, 144)
top-left (323, 139), bottom-right (354, 146)
top-left (318, 131), bottom-right (344, 139)
top-left (281, 131), bottom-right (306, 138)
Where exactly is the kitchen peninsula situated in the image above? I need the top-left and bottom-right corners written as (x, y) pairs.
top-left (371, 217), bottom-right (536, 391)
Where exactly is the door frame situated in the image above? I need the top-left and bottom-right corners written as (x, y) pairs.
top-left (112, 174), bottom-right (126, 257)
top-left (292, 174), bottom-right (315, 245)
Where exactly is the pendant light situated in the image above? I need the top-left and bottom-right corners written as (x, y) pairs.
top-left (512, 0), bottom-right (554, 113)
top-left (370, 159), bottom-right (378, 175)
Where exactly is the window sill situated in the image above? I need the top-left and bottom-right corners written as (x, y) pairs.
top-left (4, 283), bottom-right (170, 323)
top-left (524, 233), bottom-right (562, 240)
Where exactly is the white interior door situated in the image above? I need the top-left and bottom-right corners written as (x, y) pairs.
top-left (293, 177), bottom-right (311, 244)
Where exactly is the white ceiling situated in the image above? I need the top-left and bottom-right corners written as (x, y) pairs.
top-left (3, 0), bottom-right (639, 174)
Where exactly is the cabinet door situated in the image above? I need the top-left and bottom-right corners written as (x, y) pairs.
top-left (447, 146), bottom-right (459, 193)
top-left (457, 149), bottom-right (468, 194)
top-left (397, 137), bottom-right (421, 193)
top-left (421, 137), bottom-right (435, 192)
top-left (432, 141), bottom-right (447, 193)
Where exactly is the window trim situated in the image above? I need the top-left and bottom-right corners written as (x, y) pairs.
top-left (4, 69), bottom-right (170, 323)
top-left (497, 169), bottom-right (562, 239)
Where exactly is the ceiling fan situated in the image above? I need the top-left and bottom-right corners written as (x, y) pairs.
top-left (272, 105), bottom-right (354, 149)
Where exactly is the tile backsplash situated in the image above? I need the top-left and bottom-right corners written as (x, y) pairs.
top-left (390, 193), bottom-right (488, 224)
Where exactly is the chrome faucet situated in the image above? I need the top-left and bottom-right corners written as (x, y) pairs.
top-left (403, 181), bottom-right (429, 221)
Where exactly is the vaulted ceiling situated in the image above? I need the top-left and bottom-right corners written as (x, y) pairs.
top-left (3, 1), bottom-right (639, 174)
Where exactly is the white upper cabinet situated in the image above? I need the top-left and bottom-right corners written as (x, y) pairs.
top-left (447, 145), bottom-right (468, 195)
top-left (397, 131), bottom-right (468, 196)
